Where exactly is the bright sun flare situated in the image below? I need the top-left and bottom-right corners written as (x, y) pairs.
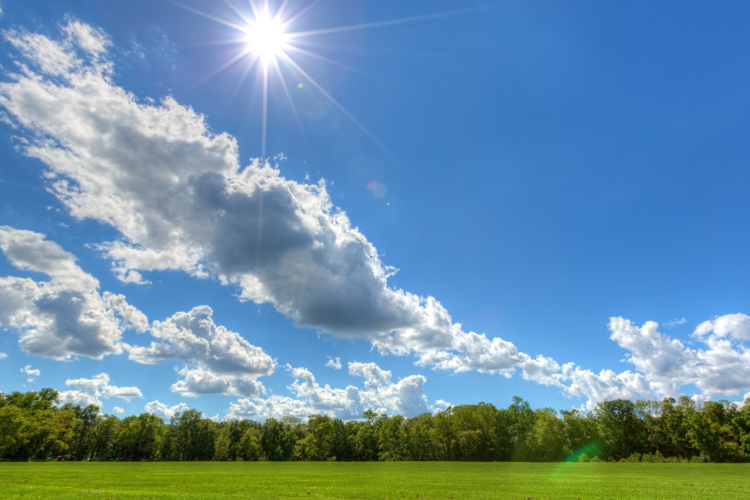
top-left (169, 0), bottom-right (469, 158)
top-left (245, 14), bottom-right (287, 63)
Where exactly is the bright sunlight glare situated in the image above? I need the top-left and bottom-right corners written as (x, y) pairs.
top-left (167, 0), bottom-right (477, 158)
top-left (245, 13), bottom-right (287, 63)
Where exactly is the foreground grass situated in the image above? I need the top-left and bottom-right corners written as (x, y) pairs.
top-left (1, 462), bottom-right (749, 500)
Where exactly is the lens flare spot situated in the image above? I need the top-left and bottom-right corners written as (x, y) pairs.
top-left (366, 181), bottom-right (387, 199)
top-left (297, 82), bottom-right (304, 89)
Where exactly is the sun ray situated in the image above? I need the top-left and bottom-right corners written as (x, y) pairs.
top-left (171, 0), bottom-right (474, 158)
top-left (282, 0), bottom-right (324, 29)
top-left (179, 37), bottom-right (248, 49)
top-left (274, 0), bottom-right (293, 23)
top-left (162, 0), bottom-right (247, 32)
top-left (190, 47), bottom-right (252, 89)
top-left (222, 0), bottom-right (254, 26)
top-left (286, 6), bottom-right (486, 39)
top-left (284, 44), bottom-right (362, 74)
top-left (223, 53), bottom-right (261, 112)
top-left (280, 52), bottom-right (391, 154)
top-left (261, 63), bottom-right (269, 159)
top-left (272, 58), bottom-right (311, 150)
top-left (247, 0), bottom-right (260, 19)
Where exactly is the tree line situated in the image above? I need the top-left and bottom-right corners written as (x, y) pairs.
top-left (1, 389), bottom-right (749, 463)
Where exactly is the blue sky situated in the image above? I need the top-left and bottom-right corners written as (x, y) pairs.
top-left (0, 0), bottom-right (749, 421)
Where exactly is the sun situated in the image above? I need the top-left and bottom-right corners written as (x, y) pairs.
top-left (168, 0), bottom-right (473, 158)
top-left (245, 13), bottom-right (287, 63)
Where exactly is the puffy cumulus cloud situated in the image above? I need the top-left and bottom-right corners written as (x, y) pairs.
top-left (357, 374), bottom-right (431, 417)
top-left (418, 329), bottom-right (526, 376)
top-left (520, 355), bottom-right (562, 387)
top-left (608, 316), bottom-right (750, 398)
top-left (0, 20), bottom-right (547, 381)
top-left (58, 373), bottom-right (142, 408)
top-left (226, 395), bottom-right (313, 421)
top-left (559, 365), bottom-right (659, 411)
top-left (169, 366), bottom-right (265, 398)
top-left (523, 316), bottom-right (750, 410)
top-left (325, 356), bottom-right (342, 370)
top-left (21, 365), bottom-right (40, 382)
top-left (287, 365), bottom-right (363, 419)
top-left (608, 318), bottom-right (689, 396)
top-left (227, 362), bottom-right (431, 421)
top-left (111, 406), bottom-right (125, 414)
top-left (0, 227), bottom-right (147, 360)
top-left (58, 389), bottom-right (101, 407)
top-left (348, 361), bottom-right (392, 385)
top-left (125, 305), bottom-right (274, 398)
top-left (694, 314), bottom-right (750, 342)
top-left (145, 400), bottom-right (190, 420)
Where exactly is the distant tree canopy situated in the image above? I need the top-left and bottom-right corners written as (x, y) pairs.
top-left (1, 389), bottom-right (749, 463)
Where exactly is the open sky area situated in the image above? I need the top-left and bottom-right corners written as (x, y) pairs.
top-left (0, 0), bottom-right (749, 422)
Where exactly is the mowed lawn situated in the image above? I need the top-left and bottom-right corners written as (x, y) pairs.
top-left (1, 462), bottom-right (749, 500)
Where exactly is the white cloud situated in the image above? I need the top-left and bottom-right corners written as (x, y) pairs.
top-left (520, 354), bottom-right (562, 387)
top-left (58, 373), bottom-right (142, 408)
top-left (286, 365), bottom-right (363, 419)
top-left (433, 399), bottom-right (452, 414)
top-left (62, 19), bottom-right (111, 57)
top-left (21, 365), bottom-right (40, 382)
top-left (664, 317), bottom-right (687, 329)
top-left (58, 389), bottom-right (101, 407)
top-left (125, 305), bottom-right (274, 397)
top-left (0, 226), bottom-right (98, 292)
top-left (226, 395), bottom-right (313, 421)
top-left (229, 362), bottom-right (430, 421)
top-left (104, 293), bottom-right (149, 334)
top-left (4, 27), bottom-right (80, 77)
top-left (358, 374), bottom-right (431, 417)
top-left (608, 318), bottom-right (689, 394)
top-left (559, 364), bottom-right (659, 411)
top-left (0, 352), bottom-right (7, 360)
top-left (609, 316), bottom-right (750, 398)
top-left (0, 227), bottom-right (147, 360)
top-left (325, 356), bottom-right (342, 370)
top-left (111, 406), bottom-right (125, 414)
top-left (145, 400), bottom-right (190, 420)
top-left (348, 361), bottom-right (392, 384)
top-left (693, 313), bottom-right (750, 341)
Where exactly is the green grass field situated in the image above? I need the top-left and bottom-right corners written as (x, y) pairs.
top-left (1, 462), bottom-right (749, 500)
